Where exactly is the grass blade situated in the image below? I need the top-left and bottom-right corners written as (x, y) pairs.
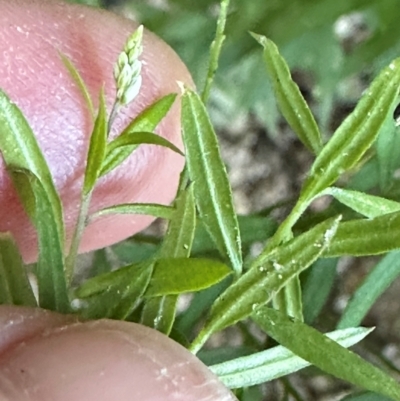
top-left (254, 308), bottom-right (400, 401)
top-left (144, 258), bottom-right (231, 297)
top-left (0, 90), bottom-right (64, 243)
top-left (0, 232), bottom-right (37, 307)
top-left (303, 258), bottom-right (338, 324)
top-left (83, 88), bottom-right (107, 195)
top-left (100, 93), bottom-right (177, 176)
top-left (59, 52), bottom-right (95, 119)
top-left (182, 88), bottom-right (242, 276)
top-left (88, 203), bottom-right (174, 223)
top-left (24, 171), bottom-right (69, 312)
top-left (75, 261), bottom-right (154, 320)
top-left (210, 327), bottom-right (373, 389)
top-left (338, 250), bottom-right (400, 329)
top-left (321, 187), bottom-right (400, 218)
top-left (0, 90), bottom-right (68, 312)
top-left (325, 211), bottom-right (400, 257)
top-left (105, 131), bottom-right (184, 159)
top-left (253, 34), bottom-right (322, 155)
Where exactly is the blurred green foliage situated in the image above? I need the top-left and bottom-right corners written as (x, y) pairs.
top-left (95, 0), bottom-right (400, 135)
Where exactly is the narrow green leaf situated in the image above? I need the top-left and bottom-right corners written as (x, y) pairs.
top-left (376, 113), bottom-right (400, 193)
top-left (210, 326), bottom-right (373, 389)
top-left (145, 258), bottom-right (231, 297)
top-left (76, 261), bottom-right (154, 320)
top-left (303, 258), bottom-right (338, 324)
top-left (11, 170), bottom-right (69, 312)
top-left (253, 308), bottom-right (400, 401)
top-left (182, 88), bottom-right (242, 276)
top-left (253, 34), bottom-right (322, 155)
top-left (325, 211), bottom-right (400, 257)
top-left (190, 216), bottom-right (341, 353)
top-left (59, 52), bottom-right (95, 119)
top-left (160, 185), bottom-right (196, 259)
top-left (0, 90), bottom-right (64, 243)
top-left (322, 187), bottom-right (400, 219)
top-left (140, 296), bottom-right (179, 334)
top-left (88, 203), bottom-right (174, 223)
top-left (201, 0), bottom-right (229, 103)
top-left (83, 88), bottom-right (108, 195)
top-left (140, 186), bottom-right (196, 334)
top-left (338, 250), bottom-right (400, 329)
top-left (302, 58), bottom-right (400, 200)
top-left (0, 233), bottom-right (37, 307)
top-left (105, 131), bottom-right (184, 159)
top-left (341, 391), bottom-right (394, 401)
top-left (100, 93), bottom-right (177, 176)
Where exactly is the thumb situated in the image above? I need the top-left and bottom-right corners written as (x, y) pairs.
top-left (0, 306), bottom-right (237, 401)
top-left (0, 0), bottom-right (190, 263)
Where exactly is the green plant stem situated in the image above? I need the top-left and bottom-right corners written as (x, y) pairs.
top-left (65, 191), bottom-right (92, 283)
top-left (108, 100), bottom-right (120, 134)
top-left (251, 194), bottom-right (312, 321)
top-left (201, 0), bottom-right (230, 103)
top-left (251, 195), bottom-right (310, 268)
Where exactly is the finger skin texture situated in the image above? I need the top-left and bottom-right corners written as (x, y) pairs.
top-left (0, 306), bottom-right (237, 401)
top-left (0, 0), bottom-right (190, 263)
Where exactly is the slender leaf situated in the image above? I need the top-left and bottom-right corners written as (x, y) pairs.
top-left (0, 233), bottom-right (37, 307)
top-left (105, 131), bottom-right (184, 159)
top-left (140, 296), bottom-right (178, 333)
top-left (325, 210), bottom-right (400, 257)
top-left (303, 258), bottom-right (338, 324)
top-left (141, 186), bottom-right (196, 334)
top-left (254, 34), bottom-right (322, 154)
top-left (100, 93), bottom-right (177, 176)
top-left (0, 92), bottom-right (68, 312)
top-left (210, 327), bottom-right (373, 389)
top-left (190, 216), bottom-right (341, 353)
top-left (83, 88), bottom-right (107, 195)
top-left (89, 203), bottom-right (174, 223)
top-left (376, 113), bottom-right (400, 192)
top-left (59, 52), bottom-right (95, 119)
top-left (0, 90), bottom-right (64, 243)
top-left (75, 261), bottom-right (154, 320)
top-left (201, 0), bottom-right (230, 103)
top-left (144, 258), bottom-right (231, 297)
top-left (301, 58), bottom-right (400, 201)
top-left (341, 392), bottom-right (394, 401)
top-left (12, 170), bottom-right (69, 312)
top-left (254, 308), bottom-right (400, 401)
top-left (321, 187), bottom-right (400, 219)
top-left (182, 88), bottom-right (242, 276)
top-left (338, 250), bottom-right (400, 329)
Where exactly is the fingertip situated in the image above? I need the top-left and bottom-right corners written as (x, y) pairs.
top-left (0, 307), bottom-right (236, 401)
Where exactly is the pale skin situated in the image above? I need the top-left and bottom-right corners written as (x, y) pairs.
top-left (0, 1), bottom-right (237, 399)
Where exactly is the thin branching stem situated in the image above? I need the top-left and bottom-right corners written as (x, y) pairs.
top-left (65, 190), bottom-right (92, 283)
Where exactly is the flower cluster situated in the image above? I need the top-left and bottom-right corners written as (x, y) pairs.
top-left (113, 25), bottom-right (143, 106)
